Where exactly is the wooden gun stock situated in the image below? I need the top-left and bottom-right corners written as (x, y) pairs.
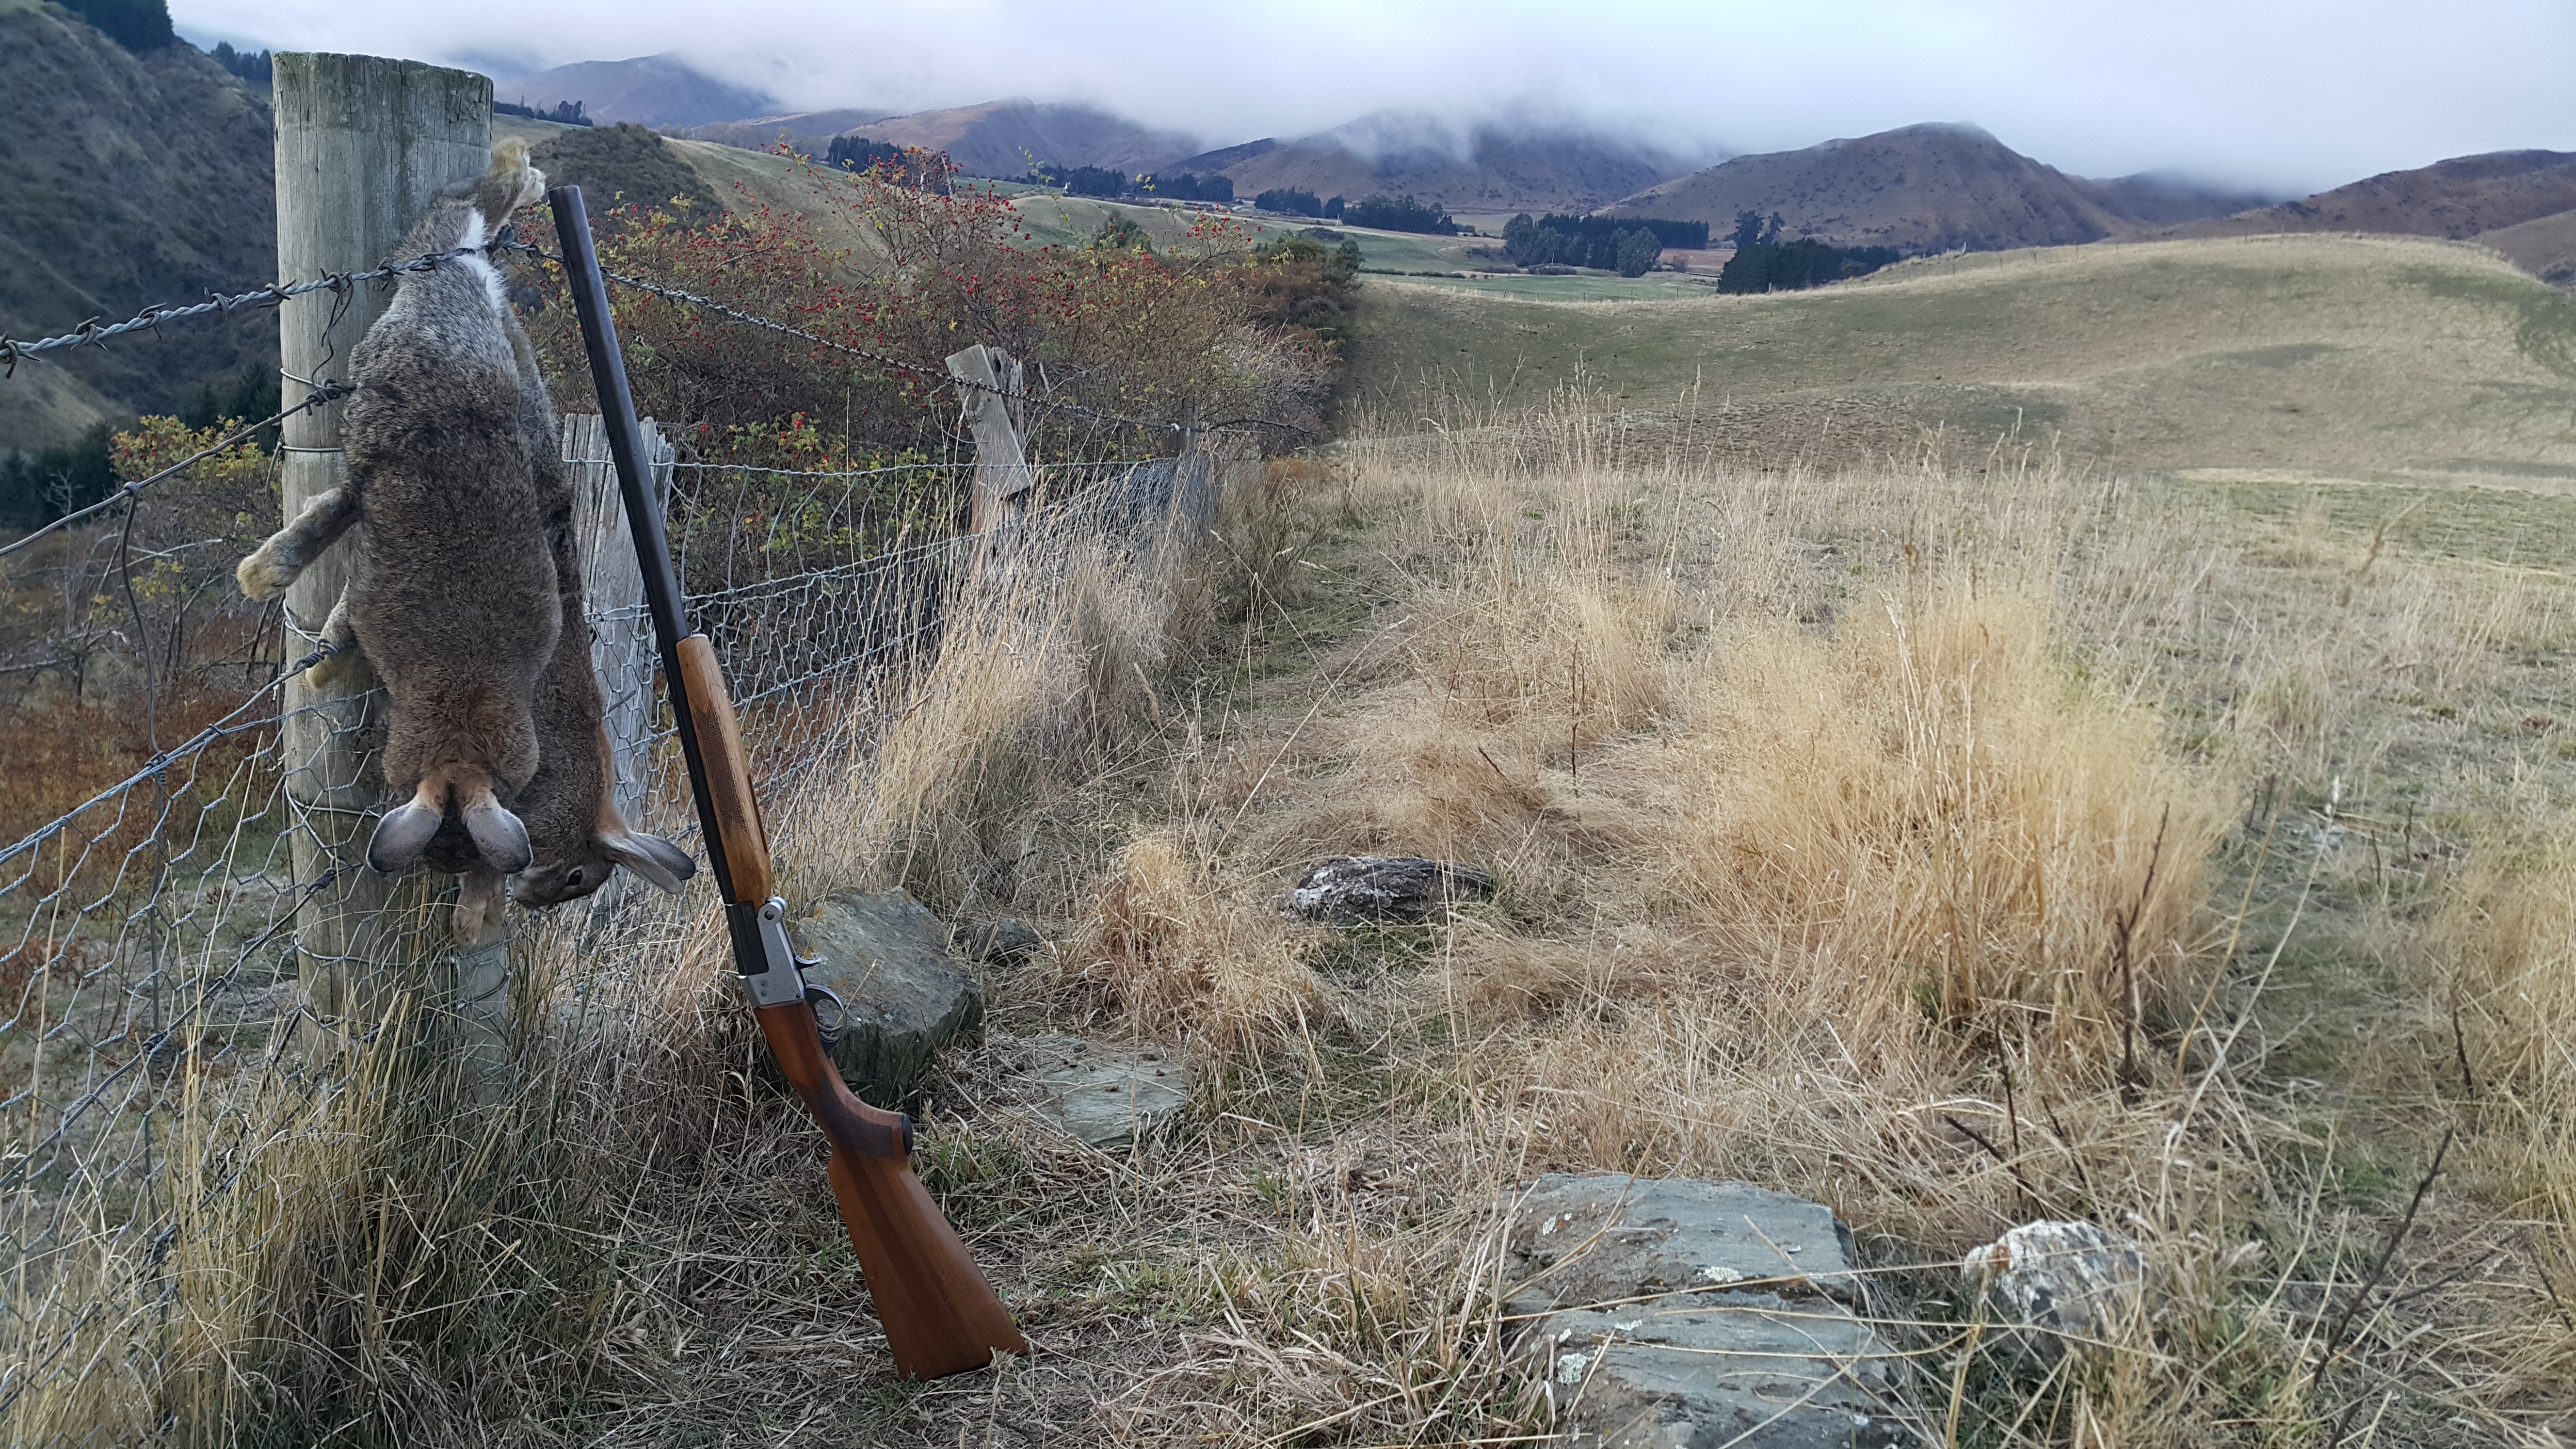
top-left (676, 637), bottom-right (1028, 1377)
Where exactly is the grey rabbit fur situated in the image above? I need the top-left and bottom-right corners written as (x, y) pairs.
top-left (240, 142), bottom-right (562, 878)
top-left (435, 523), bottom-right (695, 943)
top-left (239, 143), bottom-right (695, 941)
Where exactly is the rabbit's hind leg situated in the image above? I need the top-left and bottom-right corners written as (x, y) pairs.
top-left (451, 867), bottom-right (508, 947)
top-left (238, 486), bottom-right (358, 600)
top-left (304, 585), bottom-right (373, 690)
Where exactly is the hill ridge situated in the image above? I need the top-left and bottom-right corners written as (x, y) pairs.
top-left (1601, 122), bottom-right (2268, 251)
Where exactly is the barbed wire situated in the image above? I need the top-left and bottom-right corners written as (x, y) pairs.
top-left (0, 383), bottom-right (355, 563)
top-left (0, 247), bottom-right (495, 377)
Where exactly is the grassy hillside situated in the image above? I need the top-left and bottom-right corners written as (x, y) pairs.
top-left (1348, 233), bottom-right (2576, 483)
top-left (0, 5), bottom-right (275, 448)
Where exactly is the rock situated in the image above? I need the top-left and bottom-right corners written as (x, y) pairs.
top-left (986, 1033), bottom-right (1187, 1148)
top-left (789, 890), bottom-right (984, 1106)
top-left (1505, 1175), bottom-right (1908, 1448)
top-left (1962, 1220), bottom-right (2143, 1362)
top-left (956, 917), bottom-right (1048, 965)
top-left (1286, 855), bottom-right (1496, 924)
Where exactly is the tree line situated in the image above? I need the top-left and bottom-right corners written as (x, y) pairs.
top-left (1504, 215), bottom-right (1671, 275)
top-left (1027, 162), bottom-right (1235, 204)
top-left (1255, 189), bottom-right (1343, 219)
top-left (496, 97), bottom-right (593, 126)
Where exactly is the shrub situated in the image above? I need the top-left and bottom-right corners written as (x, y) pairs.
top-left (0, 423), bottom-right (117, 531)
top-left (517, 156), bottom-right (1335, 477)
top-left (1240, 235), bottom-right (1362, 351)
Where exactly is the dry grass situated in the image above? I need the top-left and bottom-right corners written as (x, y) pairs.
top-left (25, 370), bottom-right (2576, 1445)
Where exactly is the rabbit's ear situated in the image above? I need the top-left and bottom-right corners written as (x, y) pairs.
top-left (368, 798), bottom-right (443, 873)
top-left (603, 832), bottom-right (695, 893)
top-left (460, 791), bottom-right (533, 874)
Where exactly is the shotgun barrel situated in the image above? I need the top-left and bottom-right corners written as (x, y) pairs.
top-left (548, 186), bottom-right (1028, 1380)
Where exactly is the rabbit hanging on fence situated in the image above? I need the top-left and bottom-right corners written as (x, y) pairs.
top-left (240, 140), bottom-right (564, 877)
top-left (238, 146), bottom-right (694, 940)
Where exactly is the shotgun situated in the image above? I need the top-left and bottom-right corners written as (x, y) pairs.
top-left (547, 186), bottom-right (1028, 1380)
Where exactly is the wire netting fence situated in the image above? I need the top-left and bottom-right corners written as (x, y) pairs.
top-left (0, 404), bottom-right (1227, 1439)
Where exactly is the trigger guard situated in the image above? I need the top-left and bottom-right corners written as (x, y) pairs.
top-left (803, 980), bottom-right (846, 1044)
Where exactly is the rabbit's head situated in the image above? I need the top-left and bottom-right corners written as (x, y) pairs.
top-left (510, 827), bottom-right (694, 908)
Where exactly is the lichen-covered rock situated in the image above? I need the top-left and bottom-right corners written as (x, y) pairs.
top-left (789, 890), bottom-right (983, 1106)
top-left (1962, 1220), bottom-right (2143, 1362)
top-left (1286, 855), bottom-right (1495, 924)
top-left (1505, 1175), bottom-right (1909, 1448)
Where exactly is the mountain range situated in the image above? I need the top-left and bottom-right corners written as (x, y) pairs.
top-left (678, 98), bottom-right (1198, 182)
top-left (1166, 114), bottom-right (1693, 215)
top-left (9, 17), bottom-right (2576, 458)
top-left (490, 52), bottom-right (775, 128)
top-left (2155, 148), bottom-right (2576, 283)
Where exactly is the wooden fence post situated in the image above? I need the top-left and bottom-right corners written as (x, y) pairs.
top-left (564, 412), bottom-right (665, 844)
top-left (944, 344), bottom-right (1033, 536)
top-left (272, 54), bottom-right (491, 1023)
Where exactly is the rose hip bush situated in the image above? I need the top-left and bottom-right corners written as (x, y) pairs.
top-left (522, 147), bottom-right (1335, 499)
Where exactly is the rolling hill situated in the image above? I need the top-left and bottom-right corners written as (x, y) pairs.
top-left (1171, 113), bottom-right (1695, 214)
top-left (489, 52), bottom-right (774, 128)
top-left (2157, 149), bottom-right (2576, 284)
top-left (1601, 123), bottom-right (2268, 251)
top-left (0, 0), bottom-right (277, 449)
top-left (1348, 233), bottom-right (2576, 483)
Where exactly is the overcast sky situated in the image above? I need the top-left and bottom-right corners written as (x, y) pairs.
top-left (174, 0), bottom-right (2575, 192)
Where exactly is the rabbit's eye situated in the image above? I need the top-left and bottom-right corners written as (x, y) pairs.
top-left (564, 869), bottom-right (585, 888)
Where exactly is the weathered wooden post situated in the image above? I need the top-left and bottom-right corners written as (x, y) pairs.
top-left (564, 411), bottom-right (668, 860)
top-left (272, 54), bottom-right (491, 1023)
top-left (944, 344), bottom-right (1034, 537)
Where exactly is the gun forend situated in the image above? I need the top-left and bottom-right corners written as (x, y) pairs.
top-left (674, 634), bottom-right (772, 904)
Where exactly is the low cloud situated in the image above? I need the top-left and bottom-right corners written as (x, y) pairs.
top-left (173, 0), bottom-right (2576, 193)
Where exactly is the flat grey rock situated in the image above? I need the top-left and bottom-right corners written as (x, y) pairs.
top-left (1506, 1175), bottom-right (1909, 1448)
top-left (1286, 855), bottom-right (1495, 924)
top-left (789, 890), bottom-right (983, 1106)
top-left (987, 1033), bottom-right (1186, 1148)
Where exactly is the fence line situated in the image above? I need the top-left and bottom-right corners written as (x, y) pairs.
top-left (0, 400), bottom-right (1233, 1435)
